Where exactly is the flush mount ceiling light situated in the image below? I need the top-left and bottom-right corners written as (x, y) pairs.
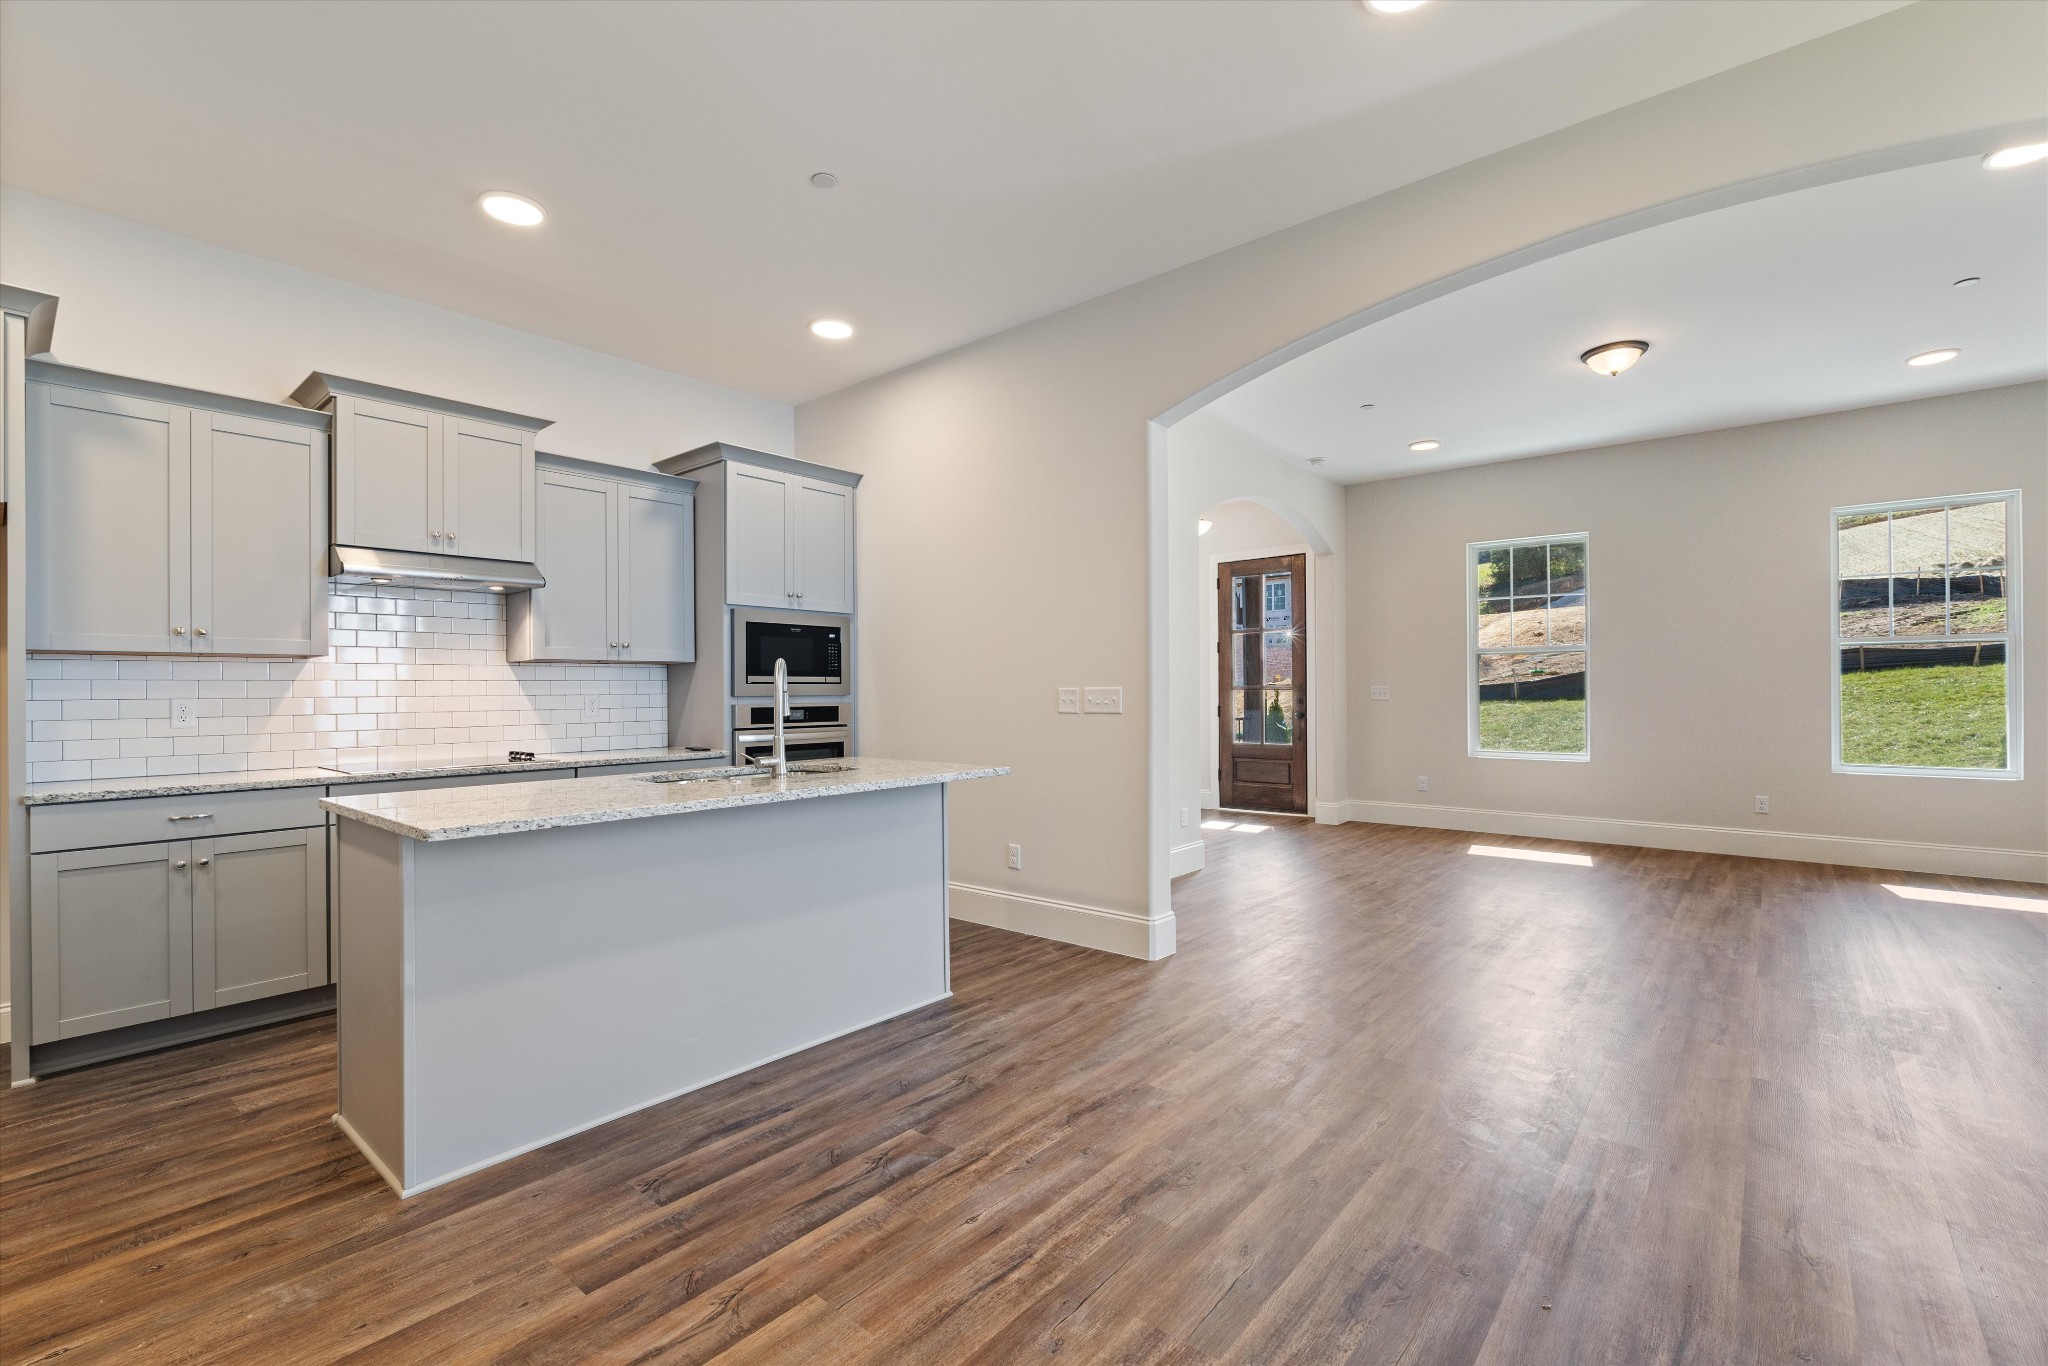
top-left (1982, 141), bottom-right (2048, 170)
top-left (809, 171), bottom-right (839, 189)
top-left (478, 192), bottom-right (545, 226)
top-left (1580, 340), bottom-right (1649, 377)
top-left (1198, 519), bottom-right (1214, 535)
top-left (810, 319), bottom-right (854, 340)
top-left (1907, 348), bottom-right (1960, 367)
top-left (1365, 0), bottom-right (1429, 11)
top-left (1408, 439), bottom-right (1441, 452)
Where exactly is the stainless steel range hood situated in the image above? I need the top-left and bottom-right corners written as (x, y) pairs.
top-left (330, 545), bottom-right (545, 593)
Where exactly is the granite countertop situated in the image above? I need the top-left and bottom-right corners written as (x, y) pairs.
top-left (321, 758), bottom-right (1009, 842)
top-left (21, 747), bottom-right (731, 806)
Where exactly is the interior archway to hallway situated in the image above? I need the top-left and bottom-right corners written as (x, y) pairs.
top-left (1141, 121), bottom-right (2042, 929)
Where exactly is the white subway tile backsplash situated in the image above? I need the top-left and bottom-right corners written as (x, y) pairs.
top-left (26, 585), bottom-right (668, 782)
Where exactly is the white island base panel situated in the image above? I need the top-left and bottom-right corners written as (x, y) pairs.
top-left (334, 782), bottom-right (951, 1197)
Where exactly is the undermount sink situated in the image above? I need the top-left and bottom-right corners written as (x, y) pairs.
top-left (787, 761), bottom-right (855, 774)
top-left (646, 766), bottom-right (763, 785)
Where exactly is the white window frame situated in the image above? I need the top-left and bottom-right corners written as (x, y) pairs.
top-left (1467, 532), bottom-right (1591, 763)
top-left (1830, 489), bottom-right (2022, 780)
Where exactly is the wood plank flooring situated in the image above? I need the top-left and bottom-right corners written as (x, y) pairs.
top-left (3, 820), bottom-right (2044, 1364)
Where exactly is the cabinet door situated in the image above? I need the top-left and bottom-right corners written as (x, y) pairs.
top-left (793, 479), bottom-right (854, 615)
top-left (617, 482), bottom-right (695, 662)
top-left (725, 464), bottom-right (793, 608)
top-left (333, 394), bottom-right (439, 553)
top-left (192, 830), bottom-right (328, 1010)
top-left (443, 417), bottom-right (534, 562)
top-left (29, 843), bottom-right (194, 1044)
top-left (192, 411), bottom-right (329, 656)
top-left (27, 382), bottom-right (192, 653)
top-left (514, 467), bottom-right (616, 662)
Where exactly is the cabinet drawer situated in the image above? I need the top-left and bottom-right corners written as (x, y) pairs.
top-left (31, 786), bottom-right (328, 854)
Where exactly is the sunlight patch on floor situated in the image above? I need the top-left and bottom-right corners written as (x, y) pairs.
top-left (1469, 844), bottom-right (1592, 866)
top-left (1883, 883), bottom-right (2046, 914)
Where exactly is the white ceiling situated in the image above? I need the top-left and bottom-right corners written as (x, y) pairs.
top-left (0, 0), bottom-right (1905, 403)
top-left (1204, 154), bottom-right (2048, 483)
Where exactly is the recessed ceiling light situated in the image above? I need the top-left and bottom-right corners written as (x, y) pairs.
top-left (1358, 402), bottom-right (1376, 410)
top-left (810, 319), bottom-right (854, 340)
top-left (1198, 519), bottom-right (1213, 535)
top-left (1906, 348), bottom-right (1960, 367)
top-left (1982, 142), bottom-right (2048, 170)
top-left (478, 192), bottom-right (545, 227)
top-left (1580, 340), bottom-right (1649, 377)
top-left (1953, 276), bottom-right (1981, 288)
top-left (1409, 439), bottom-right (1440, 452)
top-left (810, 171), bottom-right (839, 189)
top-left (1365, 0), bottom-right (1429, 11)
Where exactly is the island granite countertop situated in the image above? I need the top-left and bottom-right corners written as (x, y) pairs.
top-left (321, 758), bottom-right (1009, 841)
top-left (21, 747), bottom-right (731, 806)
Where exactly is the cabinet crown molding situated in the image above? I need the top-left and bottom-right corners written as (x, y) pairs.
top-left (289, 372), bottom-right (552, 433)
top-left (28, 360), bottom-right (330, 429)
top-left (537, 451), bottom-right (698, 493)
top-left (0, 284), bottom-right (58, 354)
top-left (657, 442), bottom-right (861, 488)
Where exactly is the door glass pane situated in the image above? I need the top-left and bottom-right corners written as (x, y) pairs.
top-left (1261, 632), bottom-right (1295, 686)
top-left (1476, 651), bottom-right (1587, 754)
top-left (1260, 689), bottom-right (1294, 746)
top-left (1840, 641), bottom-right (2006, 769)
top-left (1232, 688), bottom-right (1262, 744)
top-left (1946, 499), bottom-right (2008, 635)
top-left (1262, 574), bottom-right (1294, 629)
top-left (1232, 576), bottom-right (1252, 631)
top-left (1232, 632), bottom-right (1260, 687)
top-left (1510, 544), bottom-right (1549, 596)
top-left (1836, 512), bottom-right (1891, 638)
top-left (1510, 597), bottom-right (1548, 645)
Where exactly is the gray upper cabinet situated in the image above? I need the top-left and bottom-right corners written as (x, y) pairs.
top-left (29, 842), bottom-right (195, 1043)
top-left (715, 459), bottom-right (857, 612)
top-left (509, 455), bottom-right (695, 664)
top-left (792, 477), bottom-right (855, 614)
top-left (293, 373), bottom-right (547, 563)
top-left (26, 365), bottom-right (329, 657)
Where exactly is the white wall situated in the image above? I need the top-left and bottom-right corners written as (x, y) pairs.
top-left (795, 2), bottom-right (2048, 956)
top-left (0, 190), bottom-right (792, 468)
top-left (1343, 383), bottom-right (2047, 879)
top-left (1167, 417), bottom-right (1345, 879)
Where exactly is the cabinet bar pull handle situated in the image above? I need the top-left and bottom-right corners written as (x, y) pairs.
top-left (167, 813), bottom-right (213, 821)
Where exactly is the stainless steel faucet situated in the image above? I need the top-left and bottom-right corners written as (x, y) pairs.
top-left (754, 657), bottom-right (791, 776)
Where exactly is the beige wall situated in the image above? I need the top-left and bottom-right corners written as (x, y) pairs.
top-left (796, 2), bottom-right (2048, 951)
top-left (1344, 383), bottom-right (2047, 876)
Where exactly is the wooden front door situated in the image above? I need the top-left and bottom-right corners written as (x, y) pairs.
top-left (1218, 554), bottom-right (1308, 813)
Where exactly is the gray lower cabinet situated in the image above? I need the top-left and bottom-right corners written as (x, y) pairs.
top-left (193, 830), bottom-right (328, 1010)
top-left (509, 455), bottom-right (696, 664)
top-left (29, 843), bottom-right (195, 1043)
top-left (25, 364), bottom-right (330, 657)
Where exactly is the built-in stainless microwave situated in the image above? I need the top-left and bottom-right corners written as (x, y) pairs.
top-left (732, 609), bottom-right (849, 697)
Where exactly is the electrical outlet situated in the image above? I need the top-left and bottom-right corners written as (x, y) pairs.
top-left (1416, 775), bottom-right (1429, 792)
top-left (170, 698), bottom-right (197, 732)
top-left (1180, 807), bottom-right (1190, 828)
top-left (583, 695), bottom-right (601, 720)
top-left (1754, 795), bottom-right (1770, 814)
top-left (1007, 843), bottom-right (1022, 870)
top-left (1083, 686), bottom-right (1123, 714)
top-left (1057, 687), bottom-right (1081, 714)
top-left (1370, 685), bottom-right (1391, 701)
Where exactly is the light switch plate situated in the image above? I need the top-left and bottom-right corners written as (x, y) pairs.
top-left (1083, 687), bottom-right (1123, 714)
top-left (1057, 687), bottom-right (1081, 714)
top-left (1370, 685), bottom-right (1391, 701)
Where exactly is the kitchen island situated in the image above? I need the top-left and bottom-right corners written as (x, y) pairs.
top-left (322, 758), bottom-right (1005, 1197)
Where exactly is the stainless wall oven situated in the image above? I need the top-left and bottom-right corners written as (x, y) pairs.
top-left (732, 702), bottom-right (850, 764)
top-left (732, 609), bottom-right (848, 697)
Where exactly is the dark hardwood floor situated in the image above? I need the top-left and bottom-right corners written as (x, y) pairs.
top-left (3, 820), bottom-right (2045, 1364)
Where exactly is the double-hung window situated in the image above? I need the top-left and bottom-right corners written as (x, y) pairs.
top-left (1469, 534), bottom-right (1588, 759)
top-left (1833, 492), bottom-right (2021, 777)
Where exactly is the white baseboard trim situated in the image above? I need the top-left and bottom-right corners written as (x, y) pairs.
top-left (950, 882), bottom-right (1175, 960)
top-left (1337, 800), bottom-right (2048, 884)
top-left (1169, 840), bottom-right (1206, 878)
top-left (1313, 801), bottom-right (1349, 827)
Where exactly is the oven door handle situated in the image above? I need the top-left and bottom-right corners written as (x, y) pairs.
top-left (735, 726), bottom-right (852, 746)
